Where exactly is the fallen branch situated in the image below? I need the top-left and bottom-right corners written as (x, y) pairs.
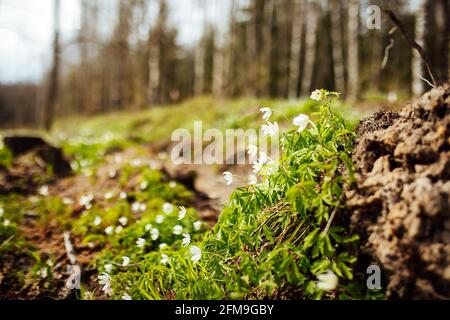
top-left (385, 10), bottom-right (440, 86)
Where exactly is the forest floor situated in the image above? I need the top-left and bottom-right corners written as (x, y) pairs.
top-left (0, 94), bottom-right (420, 299)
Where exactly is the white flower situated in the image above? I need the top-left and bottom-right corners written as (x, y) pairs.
top-left (115, 226), bottom-right (123, 234)
top-left (93, 216), bottom-right (102, 226)
top-left (182, 233), bottom-right (191, 247)
top-left (159, 243), bottom-right (168, 249)
top-left (189, 246), bottom-right (202, 263)
top-left (252, 152), bottom-right (271, 174)
top-left (161, 254), bottom-right (169, 265)
top-left (140, 181), bottom-right (148, 190)
top-left (121, 256), bottom-right (130, 267)
top-left (178, 206), bottom-right (187, 220)
top-left (260, 107), bottom-right (272, 121)
top-left (3, 219), bottom-right (11, 227)
top-left (261, 122), bottom-right (279, 137)
top-left (193, 221), bottom-right (202, 231)
top-left (80, 194), bottom-right (94, 208)
top-left (169, 181), bottom-right (177, 188)
top-left (162, 202), bottom-right (174, 214)
top-left (118, 216), bottom-right (128, 226)
top-left (145, 224), bottom-right (153, 231)
top-left (155, 214), bottom-right (164, 224)
top-left (317, 270), bottom-right (338, 291)
top-left (140, 203), bottom-right (147, 211)
top-left (131, 202), bottom-right (141, 212)
top-left (293, 114), bottom-right (310, 133)
top-left (136, 238), bottom-right (146, 249)
top-left (311, 89), bottom-right (324, 101)
top-left (119, 192), bottom-right (127, 200)
top-left (105, 226), bottom-right (114, 235)
top-left (108, 169), bottom-right (117, 179)
top-left (131, 159), bottom-right (142, 167)
top-left (151, 228), bottom-right (160, 241)
top-left (122, 293), bottom-right (132, 300)
top-left (104, 264), bottom-right (113, 273)
top-left (248, 175), bottom-right (258, 185)
top-left (104, 192), bottom-right (114, 200)
top-left (223, 171), bottom-right (233, 186)
top-left (63, 197), bottom-right (74, 205)
top-left (173, 225), bottom-right (183, 235)
top-left (39, 185), bottom-right (49, 196)
top-left (98, 272), bottom-right (112, 295)
top-left (247, 144), bottom-right (258, 160)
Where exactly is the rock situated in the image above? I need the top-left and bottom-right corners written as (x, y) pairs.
top-left (347, 84), bottom-right (450, 299)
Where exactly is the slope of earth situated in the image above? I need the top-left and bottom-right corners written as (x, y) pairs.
top-left (347, 84), bottom-right (450, 299)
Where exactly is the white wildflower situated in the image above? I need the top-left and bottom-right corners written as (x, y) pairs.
top-left (159, 243), bottom-right (168, 249)
top-left (311, 89), bottom-right (324, 101)
top-left (193, 221), bottom-right (202, 231)
top-left (104, 192), bottom-right (114, 200)
top-left (131, 202), bottom-right (141, 212)
top-left (121, 256), bottom-right (130, 267)
top-left (115, 226), bottom-right (123, 234)
top-left (3, 219), bottom-right (11, 227)
top-left (317, 270), bottom-right (339, 291)
top-left (169, 181), bottom-right (177, 188)
top-left (136, 238), bottom-right (146, 249)
top-left (119, 192), bottom-right (127, 200)
top-left (178, 206), bottom-right (187, 220)
top-left (260, 107), bottom-right (272, 121)
top-left (140, 181), bottom-right (148, 190)
top-left (293, 114), bottom-right (310, 133)
top-left (189, 246), bottom-right (202, 263)
top-left (122, 293), bottom-right (132, 300)
top-left (155, 214), bottom-right (164, 224)
top-left (105, 226), bottom-right (114, 235)
top-left (98, 272), bottom-right (112, 295)
top-left (80, 194), bottom-right (94, 208)
top-left (161, 254), bottom-right (169, 265)
top-left (118, 216), bottom-right (128, 226)
top-left (93, 216), bottom-right (102, 226)
top-left (151, 228), bottom-right (160, 241)
top-left (104, 264), bottom-right (113, 273)
top-left (173, 225), bottom-right (183, 235)
top-left (223, 171), bottom-right (233, 186)
top-left (39, 185), bottom-right (49, 197)
top-left (63, 197), bottom-right (74, 205)
top-left (140, 203), bottom-right (147, 211)
top-left (162, 202), bottom-right (174, 214)
top-left (182, 233), bottom-right (191, 247)
top-left (261, 121), bottom-right (279, 137)
top-left (108, 169), bottom-right (117, 179)
top-left (145, 224), bottom-right (153, 232)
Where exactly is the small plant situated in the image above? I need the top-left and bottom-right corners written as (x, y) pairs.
top-left (94, 90), bottom-right (377, 300)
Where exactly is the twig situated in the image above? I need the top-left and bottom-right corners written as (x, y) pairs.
top-left (385, 10), bottom-right (440, 86)
top-left (381, 27), bottom-right (396, 70)
top-left (418, 73), bottom-right (435, 88)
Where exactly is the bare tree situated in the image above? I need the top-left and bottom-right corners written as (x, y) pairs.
top-left (44, 0), bottom-right (61, 130)
top-left (300, 0), bottom-right (318, 96)
top-left (330, 0), bottom-right (345, 94)
top-left (347, 0), bottom-right (359, 101)
top-left (288, 0), bottom-right (305, 99)
top-left (412, 0), bottom-right (426, 96)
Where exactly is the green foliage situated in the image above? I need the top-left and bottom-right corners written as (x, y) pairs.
top-left (96, 91), bottom-right (376, 300)
top-left (0, 143), bottom-right (13, 169)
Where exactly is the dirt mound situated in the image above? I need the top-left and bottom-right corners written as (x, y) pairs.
top-left (347, 84), bottom-right (450, 299)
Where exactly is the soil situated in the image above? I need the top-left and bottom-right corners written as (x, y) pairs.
top-left (347, 84), bottom-right (450, 299)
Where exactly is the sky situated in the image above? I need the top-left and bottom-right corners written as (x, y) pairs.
top-left (0, 0), bottom-right (230, 83)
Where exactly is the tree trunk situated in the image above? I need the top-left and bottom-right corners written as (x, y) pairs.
top-left (300, 1), bottom-right (318, 96)
top-left (330, 0), bottom-right (345, 94)
top-left (44, 0), bottom-right (61, 130)
top-left (288, 0), bottom-right (305, 99)
top-left (347, 0), bottom-right (359, 101)
top-left (412, 0), bottom-right (426, 96)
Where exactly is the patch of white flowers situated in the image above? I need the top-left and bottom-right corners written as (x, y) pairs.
top-left (121, 256), bottom-right (130, 267)
top-left (189, 246), bottom-right (202, 263)
top-left (136, 238), bottom-right (146, 249)
top-left (178, 206), bottom-right (187, 220)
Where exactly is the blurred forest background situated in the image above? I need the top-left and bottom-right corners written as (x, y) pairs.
top-left (0, 0), bottom-right (449, 129)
